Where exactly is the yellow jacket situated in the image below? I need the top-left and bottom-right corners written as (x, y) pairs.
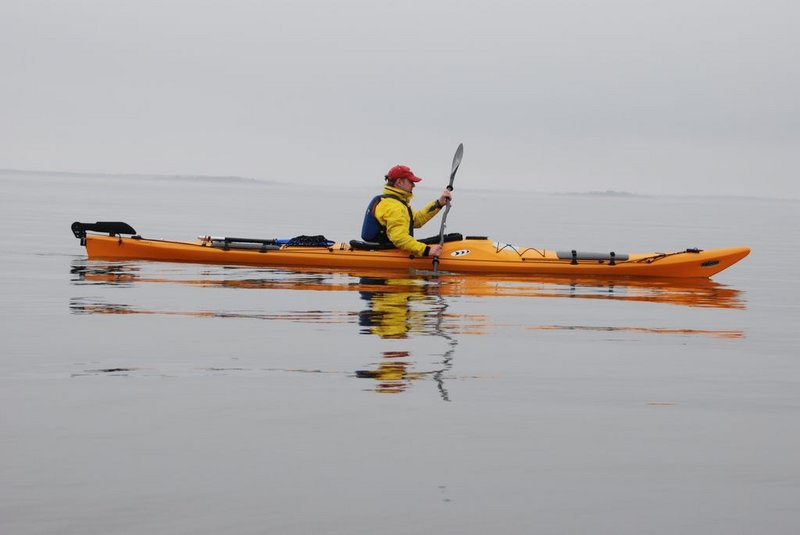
top-left (374, 185), bottom-right (443, 256)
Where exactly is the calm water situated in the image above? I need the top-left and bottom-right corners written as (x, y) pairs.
top-left (1, 172), bottom-right (799, 534)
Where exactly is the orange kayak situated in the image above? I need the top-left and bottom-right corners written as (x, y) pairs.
top-left (71, 221), bottom-right (750, 279)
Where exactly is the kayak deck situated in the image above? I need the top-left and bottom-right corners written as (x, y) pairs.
top-left (75, 226), bottom-right (750, 279)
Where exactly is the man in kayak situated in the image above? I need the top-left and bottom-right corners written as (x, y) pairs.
top-left (360, 164), bottom-right (453, 257)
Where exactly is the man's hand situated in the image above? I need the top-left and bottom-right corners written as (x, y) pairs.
top-left (429, 244), bottom-right (443, 257)
top-left (438, 190), bottom-right (452, 207)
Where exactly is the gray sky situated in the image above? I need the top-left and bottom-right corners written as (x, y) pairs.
top-left (2, 0), bottom-right (798, 197)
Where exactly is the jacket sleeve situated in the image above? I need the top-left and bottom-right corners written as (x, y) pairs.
top-left (412, 200), bottom-right (443, 229)
top-left (376, 199), bottom-right (429, 257)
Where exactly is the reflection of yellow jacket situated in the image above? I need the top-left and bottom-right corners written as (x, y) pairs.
top-left (366, 290), bottom-right (417, 339)
top-left (375, 185), bottom-right (442, 256)
top-left (360, 279), bottom-right (431, 339)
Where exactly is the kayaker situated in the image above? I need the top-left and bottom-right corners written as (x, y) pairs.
top-left (361, 164), bottom-right (453, 257)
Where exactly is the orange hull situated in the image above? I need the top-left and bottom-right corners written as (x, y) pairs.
top-left (82, 234), bottom-right (750, 279)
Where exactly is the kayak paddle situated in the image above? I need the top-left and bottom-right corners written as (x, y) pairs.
top-left (432, 143), bottom-right (464, 273)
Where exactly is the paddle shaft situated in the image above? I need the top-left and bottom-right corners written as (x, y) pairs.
top-left (432, 144), bottom-right (464, 273)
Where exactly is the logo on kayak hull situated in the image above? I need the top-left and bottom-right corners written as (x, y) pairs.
top-left (450, 249), bottom-right (471, 257)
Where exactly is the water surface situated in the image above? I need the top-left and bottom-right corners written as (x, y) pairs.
top-left (1, 172), bottom-right (798, 534)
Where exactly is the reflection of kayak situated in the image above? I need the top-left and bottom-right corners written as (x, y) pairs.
top-left (71, 221), bottom-right (749, 279)
top-left (71, 262), bottom-right (746, 310)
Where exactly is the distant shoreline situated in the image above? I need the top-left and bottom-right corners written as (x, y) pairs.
top-left (0, 168), bottom-right (264, 184)
top-left (554, 190), bottom-right (644, 198)
top-left (2, 168), bottom-right (794, 202)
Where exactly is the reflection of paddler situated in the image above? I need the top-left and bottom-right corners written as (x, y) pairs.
top-left (355, 351), bottom-right (428, 394)
top-left (358, 277), bottom-right (432, 339)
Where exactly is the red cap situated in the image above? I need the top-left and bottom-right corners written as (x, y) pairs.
top-left (386, 164), bottom-right (422, 182)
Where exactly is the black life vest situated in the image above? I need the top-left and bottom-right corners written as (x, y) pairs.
top-left (360, 194), bottom-right (414, 242)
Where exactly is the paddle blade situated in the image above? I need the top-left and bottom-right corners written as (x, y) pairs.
top-left (450, 143), bottom-right (463, 175)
